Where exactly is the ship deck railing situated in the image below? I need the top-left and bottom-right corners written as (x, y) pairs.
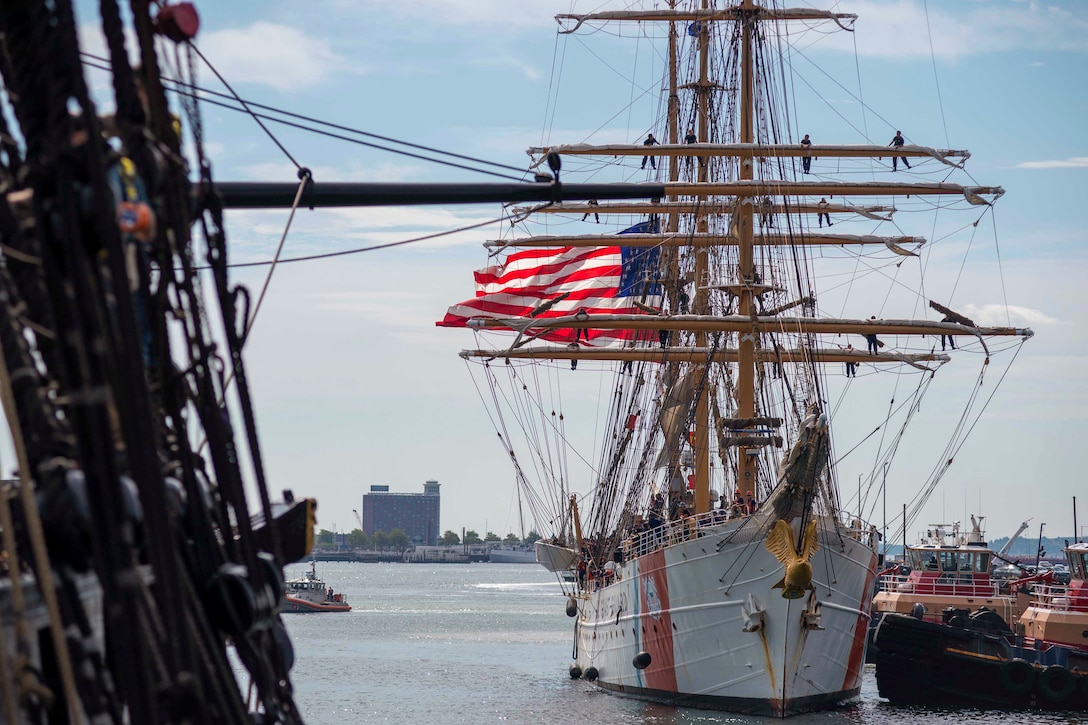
top-left (1030, 583), bottom-right (1088, 612)
top-left (623, 509), bottom-right (877, 560)
top-left (877, 573), bottom-right (1008, 598)
top-left (841, 519), bottom-right (880, 547)
top-left (624, 509), bottom-right (734, 558)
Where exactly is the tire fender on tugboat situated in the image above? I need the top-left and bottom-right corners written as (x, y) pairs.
top-left (1036, 665), bottom-right (1076, 704)
top-left (998, 658), bottom-right (1035, 696)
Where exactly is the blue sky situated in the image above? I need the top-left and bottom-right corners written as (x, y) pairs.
top-left (71, 0), bottom-right (1087, 545)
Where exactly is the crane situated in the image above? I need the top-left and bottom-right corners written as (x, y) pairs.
top-left (997, 519), bottom-right (1032, 557)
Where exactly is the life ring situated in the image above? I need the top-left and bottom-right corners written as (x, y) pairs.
top-left (1036, 665), bottom-right (1076, 704)
top-left (998, 658), bottom-right (1034, 696)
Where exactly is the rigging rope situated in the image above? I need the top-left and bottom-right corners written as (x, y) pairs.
top-left (185, 42), bottom-right (302, 170)
top-left (922, 0), bottom-right (951, 148)
top-left (241, 170), bottom-right (311, 343)
top-left (82, 49), bottom-right (536, 179)
top-left (199, 208), bottom-right (522, 270)
top-left (196, 169), bottom-right (313, 453)
top-left (891, 342), bottom-right (1025, 542)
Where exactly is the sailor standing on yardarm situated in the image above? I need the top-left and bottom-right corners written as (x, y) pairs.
top-left (641, 133), bottom-right (659, 169)
top-left (684, 128), bottom-right (700, 169)
top-left (889, 130), bottom-right (911, 171)
top-left (865, 316), bottom-right (880, 354)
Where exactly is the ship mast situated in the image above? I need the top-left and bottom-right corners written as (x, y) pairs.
top-left (693, 0), bottom-right (712, 513)
top-left (691, 0), bottom-right (757, 514)
top-left (459, 2), bottom-right (1032, 529)
top-left (734, 0), bottom-right (758, 509)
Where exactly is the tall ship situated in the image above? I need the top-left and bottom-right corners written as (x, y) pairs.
top-left (439, 0), bottom-right (1032, 717)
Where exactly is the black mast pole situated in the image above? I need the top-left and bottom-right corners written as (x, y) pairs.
top-left (1074, 496), bottom-right (1078, 544)
top-left (215, 181), bottom-right (667, 209)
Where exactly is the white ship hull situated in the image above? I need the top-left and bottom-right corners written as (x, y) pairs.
top-left (573, 516), bottom-right (877, 717)
top-left (488, 547), bottom-right (537, 564)
top-left (536, 540), bottom-right (580, 572)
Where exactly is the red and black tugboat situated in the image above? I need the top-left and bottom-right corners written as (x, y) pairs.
top-left (873, 542), bottom-right (1088, 710)
top-left (867, 517), bottom-right (1052, 662)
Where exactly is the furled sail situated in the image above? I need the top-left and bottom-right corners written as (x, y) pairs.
top-left (653, 370), bottom-right (701, 470)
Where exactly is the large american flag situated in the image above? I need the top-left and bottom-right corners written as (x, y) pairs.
top-left (438, 221), bottom-right (663, 346)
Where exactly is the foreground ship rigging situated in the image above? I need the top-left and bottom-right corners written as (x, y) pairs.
top-left (0, 1), bottom-right (320, 722)
top-left (0, 2), bottom-right (656, 722)
top-left (441, 0), bottom-right (1032, 718)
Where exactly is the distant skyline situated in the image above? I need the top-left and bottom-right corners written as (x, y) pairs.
top-left (66, 1), bottom-right (1087, 547)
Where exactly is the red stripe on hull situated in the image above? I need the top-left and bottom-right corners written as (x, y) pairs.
top-left (842, 555), bottom-right (877, 691)
top-left (637, 549), bottom-right (678, 692)
top-left (283, 597), bottom-right (351, 613)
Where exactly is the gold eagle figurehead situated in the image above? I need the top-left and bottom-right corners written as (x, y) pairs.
top-left (765, 519), bottom-right (819, 599)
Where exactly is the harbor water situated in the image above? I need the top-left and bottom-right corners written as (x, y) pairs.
top-left (277, 562), bottom-right (1082, 724)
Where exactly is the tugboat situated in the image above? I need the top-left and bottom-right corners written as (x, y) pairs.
top-left (283, 561), bottom-right (351, 613)
top-left (873, 541), bottom-right (1088, 710)
top-left (1021, 541), bottom-right (1088, 655)
top-left (868, 516), bottom-right (1051, 660)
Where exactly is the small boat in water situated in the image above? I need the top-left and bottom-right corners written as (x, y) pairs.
top-left (283, 561), bottom-right (351, 613)
top-left (488, 545), bottom-right (537, 564)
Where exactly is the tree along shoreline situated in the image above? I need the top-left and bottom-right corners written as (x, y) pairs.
top-left (314, 527), bottom-right (543, 552)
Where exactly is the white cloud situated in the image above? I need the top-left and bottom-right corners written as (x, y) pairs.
top-left (313, 290), bottom-right (438, 329)
top-left (325, 0), bottom-right (563, 30)
top-left (78, 24), bottom-right (140, 101)
top-left (198, 22), bottom-right (356, 91)
top-left (224, 203), bottom-right (501, 268)
top-left (818, 0), bottom-right (1088, 60)
top-left (237, 161), bottom-right (422, 183)
top-left (203, 141), bottom-right (226, 158)
top-left (315, 206), bottom-right (495, 234)
top-left (472, 57), bottom-right (542, 81)
top-left (1012, 156), bottom-right (1088, 169)
top-left (962, 303), bottom-right (1062, 326)
top-left (78, 23), bottom-right (140, 66)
